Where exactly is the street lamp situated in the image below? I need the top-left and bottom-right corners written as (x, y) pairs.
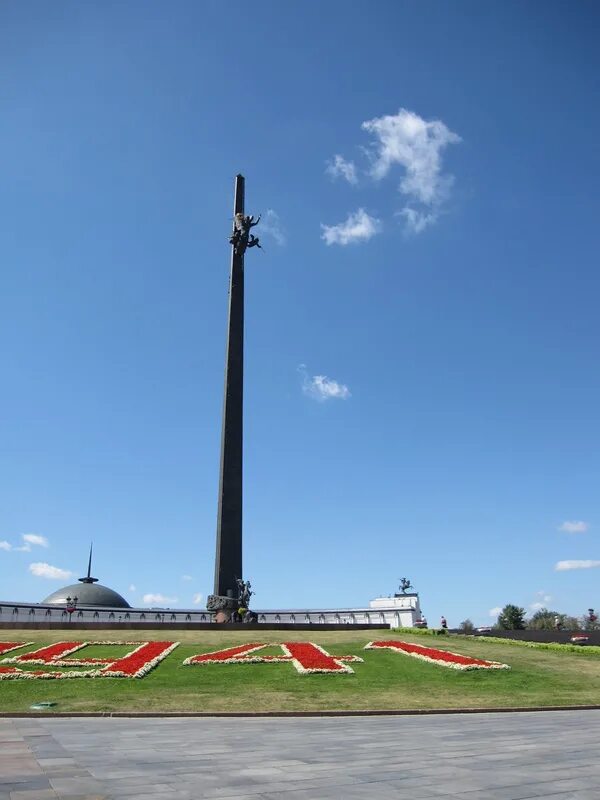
top-left (65, 595), bottom-right (78, 622)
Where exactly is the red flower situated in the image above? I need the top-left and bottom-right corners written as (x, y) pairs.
top-left (15, 642), bottom-right (85, 663)
top-left (102, 641), bottom-right (177, 677)
top-left (184, 642), bottom-right (361, 673)
top-left (0, 641), bottom-right (179, 680)
top-left (0, 642), bottom-right (30, 657)
top-left (283, 643), bottom-right (355, 673)
top-left (365, 640), bottom-right (509, 671)
top-left (186, 643), bottom-right (267, 664)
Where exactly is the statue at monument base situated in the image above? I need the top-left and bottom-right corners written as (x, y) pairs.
top-left (207, 578), bottom-right (257, 624)
top-left (206, 594), bottom-right (238, 622)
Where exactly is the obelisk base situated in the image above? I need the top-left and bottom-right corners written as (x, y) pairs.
top-left (207, 594), bottom-right (238, 623)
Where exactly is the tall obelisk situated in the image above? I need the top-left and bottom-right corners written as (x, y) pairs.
top-left (209, 175), bottom-right (262, 619)
top-left (213, 175), bottom-right (245, 602)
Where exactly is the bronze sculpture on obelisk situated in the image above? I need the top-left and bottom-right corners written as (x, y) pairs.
top-left (207, 175), bottom-right (260, 622)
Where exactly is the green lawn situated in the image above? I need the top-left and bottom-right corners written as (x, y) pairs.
top-left (1, 629), bottom-right (599, 713)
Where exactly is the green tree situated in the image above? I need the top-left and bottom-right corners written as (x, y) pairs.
top-left (496, 604), bottom-right (526, 630)
top-left (459, 619), bottom-right (475, 633)
top-left (528, 609), bottom-right (582, 630)
top-left (527, 608), bottom-right (560, 630)
top-left (583, 609), bottom-right (600, 631)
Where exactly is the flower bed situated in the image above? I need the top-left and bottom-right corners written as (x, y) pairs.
top-left (0, 641), bottom-right (178, 679)
top-left (365, 640), bottom-right (510, 671)
top-left (282, 642), bottom-right (361, 674)
top-left (183, 643), bottom-right (285, 665)
top-left (0, 639), bottom-right (510, 681)
top-left (185, 642), bottom-right (363, 674)
top-left (0, 642), bottom-right (32, 657)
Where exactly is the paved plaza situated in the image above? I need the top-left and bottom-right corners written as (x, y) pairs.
top-left (1, 710), bottom-right (600, 800)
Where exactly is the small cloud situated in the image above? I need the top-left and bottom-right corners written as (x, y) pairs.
top-left (326, 154), bottom-right (358, 185)
top-left (529, 602), bottom-right (546, 611)
top-left (129, 584), bottom-right (136, 593)
top-left (192, 593), bottom-right (204, 605)
top-left (260, 209), bottom-right (286, 246)
top-left (23, 534), bottom-right (48, 548)
top-left (361, 107), bottom-right (460, 234)
top-left (362, 107), bottom-right (460, 198)
top-left (181, 575), bottom-right (192, 582)
top-left (298, 364), bottom-right (351, 402)
top-left (536, 591), bottom-right (552, 604)
top-left (142, 593), bottom-right (178, 605)
top-left (555, 560), bottom-right (600, 571)
top-left (321, 208), bottom-right (381, 246)
top-left (29, 562), bottom-right (73, 580)
top-left (488, 606), bottom-right (502, 618)
top-left (0, 533), bottom-right (48, 552)
top-left (396, 207), bottom-right (438, 235)
top-left (305, 375), bottom-right (351, 401)
top-left (558, 521), bottom-right (589, 534)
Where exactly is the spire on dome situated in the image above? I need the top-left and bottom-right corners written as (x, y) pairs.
top-left (79, 542), bottom-right (98, 584)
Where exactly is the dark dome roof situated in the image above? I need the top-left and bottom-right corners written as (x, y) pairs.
top-left (42, 582), bottom-right (130, 608)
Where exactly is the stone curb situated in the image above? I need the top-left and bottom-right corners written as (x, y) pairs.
top-left (3, 705), bottom-right (600, 718)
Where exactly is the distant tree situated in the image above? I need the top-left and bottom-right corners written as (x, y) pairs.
top-left (527, 609), bottom-right (560, 630)
top-left (459, 619), bottom-right (475, 633)
top-left (496, 604), bottom-right (526, 630)
top-left (583, 609), bottom-right (600, 631)
top-left (562, 615), bottom-right (581, 631)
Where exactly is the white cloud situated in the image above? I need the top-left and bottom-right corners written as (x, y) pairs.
top-left (0, 533), bottom-right (49, 552)
top-left (260, 209), bottom-right (286, 246)
top-left (142, 593), bottom-right (178, 605)
top-left (298, 365), bottom-right (351, 402)
top-left (192, 593), bottom-right (204, 605)
top-left (361, 108), bottom-right (460, 234)
top-left (362, 108), bottom-right (460, 199)
top-left (396, 207), bottom-right (438, 235)
top-left (488, 607), bottom-right (502, 618)
top-left (23, 534), bottom-right (49, 548)
top-left (326, 154), bottom-right (358, 185)
top-left (321, 208), bottom-right (381, 246)
top-left (529, 592), bottom-right (553, 610)
top-left (305, 375), bottom-right (351, 401)
top-left (181, 575), bottom-right (192, 582)
top-left (29, 562), bottom-right (73, 580)
top-left (555, 560), bottom-right (600, 571)
top-left (559, 520), bottom-right (589, 534)
top-left (129, 584), bottom-right (136, 592)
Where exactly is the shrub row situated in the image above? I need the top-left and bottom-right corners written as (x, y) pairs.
top-left (392, 627), bottom-right (448, 636)
top-left (471, 635), bottom-right (600, 656)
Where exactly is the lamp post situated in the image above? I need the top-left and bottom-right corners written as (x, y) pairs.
top-left (65, 595), bottom-right (78, 622)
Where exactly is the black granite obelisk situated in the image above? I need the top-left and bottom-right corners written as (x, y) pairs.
top-left (213, 174), bottom-right (246, 602)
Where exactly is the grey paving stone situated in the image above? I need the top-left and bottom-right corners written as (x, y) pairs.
top-left (0, 782), bottom-right (50, 793)
top-left (8, 790), bottom-right (58, 800)
top-left (47, 781), bottom-right (104, 797)
top-left (104, 784), bottom-right (174, 797)
top-left (2, 712), bottom-right (600, 800)
top-left (50, 796), bottom-right (107, 800)
top-left (108, 794), bottom-right (194, 800)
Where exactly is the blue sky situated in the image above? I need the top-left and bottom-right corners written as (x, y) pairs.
top-left (1, 1), bottom-right (600, 625)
